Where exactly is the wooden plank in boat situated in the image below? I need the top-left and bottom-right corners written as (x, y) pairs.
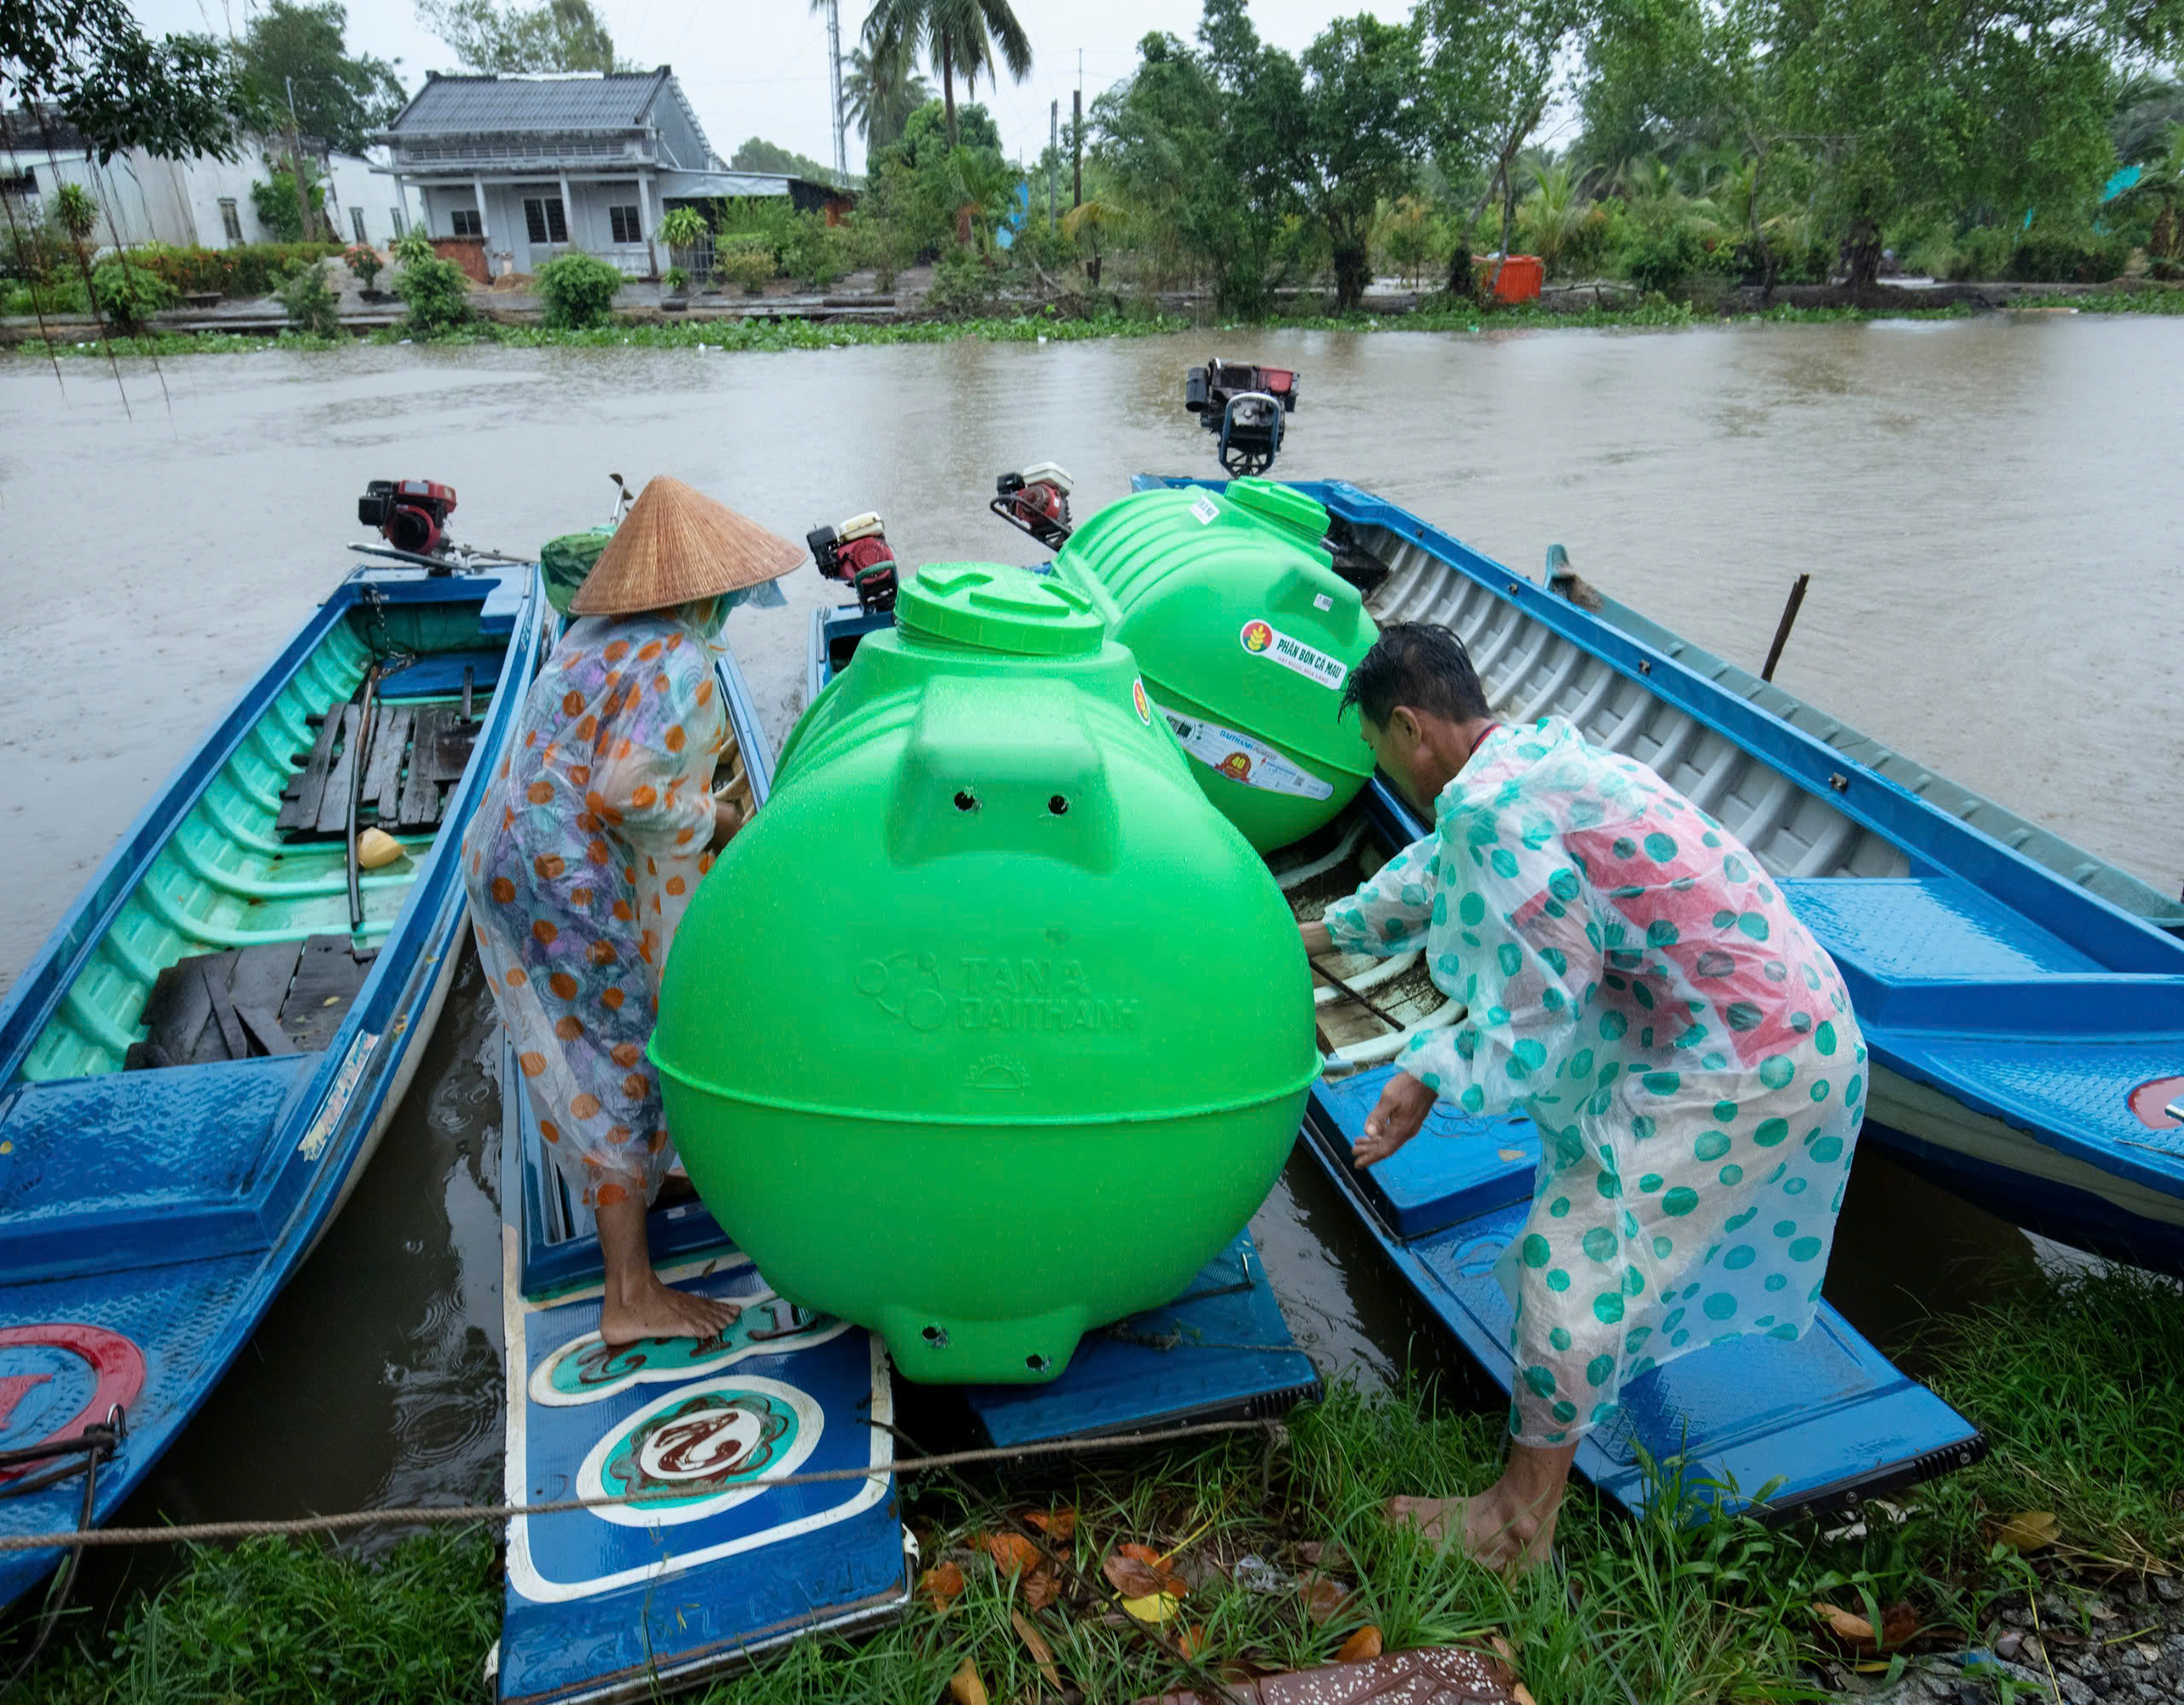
top-left (280, 936), bottom-right (375, 1053)
top-left (127, 942), bottom-right (305, 1070)
top-left (277, 706), bottom-right (347, 835)
top-left (360, 705), bottom-right (412, 826)
top-left (312, 705), bottom-right (363, 838)
top-left (392, 705), bottom-right (479, 832)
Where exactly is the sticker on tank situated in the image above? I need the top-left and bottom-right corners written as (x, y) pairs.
top-left (1160, 708), bottom-right (1334, 800)
top-left (1238, 620), bottom-right (1348, 689)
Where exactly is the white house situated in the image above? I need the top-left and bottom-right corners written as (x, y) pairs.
top-left (0, 107), bottom-right (419, 251)
top-left (375, 69), bottom-right (849, 279)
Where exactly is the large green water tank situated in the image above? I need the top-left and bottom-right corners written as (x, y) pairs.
top-left (1054, 480), bottom-right (1379, 852)
top-left (652, 564), bottom-right (1318, 1385)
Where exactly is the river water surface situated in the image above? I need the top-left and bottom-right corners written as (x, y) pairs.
top-left (3, 316), bottom-right (2178, 1549)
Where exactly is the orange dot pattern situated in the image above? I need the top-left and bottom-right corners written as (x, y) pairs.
top-left (460, 604), bottom-right (735, 1211)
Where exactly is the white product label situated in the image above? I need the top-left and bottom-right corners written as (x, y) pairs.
top-left (1312, 593), bottom-right (1333, 612)
top-left (1238, 618), bottom-right (1348, 690)
top-left (1189, 494), bottom-right (1220, 525)
top-left (1160, 707), bottom-right (1334, 800)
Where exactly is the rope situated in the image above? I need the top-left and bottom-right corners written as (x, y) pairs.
top-left (0, 1418), bottom-right (1285, 1553)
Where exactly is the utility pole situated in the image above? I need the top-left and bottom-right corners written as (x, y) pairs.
top-left (1048, 100), bottom-right (1058, 229)
top-left (284, 76), bottom-right (317, 241)
top-left (826, 0), bottom-right (847, 183)
top-left (1072, 90), bottom-right (1082, 209)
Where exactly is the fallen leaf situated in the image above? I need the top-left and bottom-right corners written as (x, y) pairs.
top-left (1023, 1507), bottom-right (1077, 1543)
top-left (1178, 1624), bottom-right (1206, 1661)
top-left (1879, 1603), bottom-right (1921, 1650)
top-left (1814, 1603), bottom-right (1876, 1647)
top-left (1119, 1542), bottom-right (1190, 1596)
top-left (1300, 1574), bottom-right (1356, 1626)
top-left (1021, 1569), bottom-right (1061, 1612)
top-left (1513, 1685), bottom-right (1536, 1705)
top-left (1010, 1609), bottom-right (1062, 1690)
top-left (1999, 1511), bottom-right (2061, 1553)
top-left (1104, 1551), bottom-right (1168, 1598)
top-left (920, 1561), bottom-right (966, 1611)
top-left (1122, 1590), bottom-right (1183, 1624)
top-left (947, 1656), bottom-right (990, 1705)
top-left (1490, 1635), bottom-right (1516, 1663)
top-left (984, 1533), bottom-right (1048, 1576)
top-left (1335, 1625), bottom-right (1384, 1663)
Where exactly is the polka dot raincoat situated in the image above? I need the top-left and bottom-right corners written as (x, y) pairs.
top-left (463, 602), bottom-right (733, 1211)
top-left (1324, 716), bottom-right (1867, 1447)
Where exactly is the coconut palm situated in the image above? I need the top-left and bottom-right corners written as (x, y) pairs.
top-left (862, 0), bottom-right (1032, 151)
top-left (1515, 162), bottom-right (1597, 278)
top-left (845, 39), bottom-right (932, 153)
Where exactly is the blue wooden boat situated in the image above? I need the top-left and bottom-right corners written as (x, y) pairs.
top-left (1139, 474), bottom-right (2184, 1278)
top-left (0, 559), bottom-right (546, 1608)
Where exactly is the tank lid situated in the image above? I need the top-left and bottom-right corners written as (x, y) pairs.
top-left (1228, 478), bottom-right (1331, 548)
top-left (899, 563), bottom-right (1107, 658)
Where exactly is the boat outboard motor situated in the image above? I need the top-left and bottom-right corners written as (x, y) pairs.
top-left (807, 511), bottom-right (898, 613)
top-left (990, 461), bottom-right (1075, 548)
top-left (357, 478), bottom-right (458, 558)
top-left (1184, 357), bottom-right (1299, 476)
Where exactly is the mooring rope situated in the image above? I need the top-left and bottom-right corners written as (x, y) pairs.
top-left (0, 1418), bottom-right (1287, 1553)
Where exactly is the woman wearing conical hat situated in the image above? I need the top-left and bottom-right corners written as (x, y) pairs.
top-left (463, 477), bottom-right (802, 1344)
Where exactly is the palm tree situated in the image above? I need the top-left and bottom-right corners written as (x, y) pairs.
top-left (862, 0), bottom-right (1031, 151)
top-left (845, 40), bottom-right (932, 154)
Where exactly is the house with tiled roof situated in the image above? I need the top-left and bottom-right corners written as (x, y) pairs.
top-left (375, 69), bottom-right (845, 280)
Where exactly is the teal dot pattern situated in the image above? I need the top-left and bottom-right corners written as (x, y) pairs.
top-left (1322, 716), bottom-right (1865, 1449)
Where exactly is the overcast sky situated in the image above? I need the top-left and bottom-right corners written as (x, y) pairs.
top-left (128, 0), bottom-right (1403, 174)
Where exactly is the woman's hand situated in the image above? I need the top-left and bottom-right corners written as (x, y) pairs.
top-left (710, 795), bottom-right (747, 852)
top-left (1352, 1070), bottom-right (1437, 1169)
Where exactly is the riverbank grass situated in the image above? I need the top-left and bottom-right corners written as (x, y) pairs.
top-left (10, 1261), bottom-right (2182, 1703)
top-left (4, 284), bottom-right (2181, 362)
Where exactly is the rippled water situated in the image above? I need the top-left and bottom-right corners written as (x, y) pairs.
top-left (3, 314), bottom-right (2175, 1534)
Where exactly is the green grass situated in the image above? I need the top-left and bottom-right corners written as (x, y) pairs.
top-left (6, 282), bottom-right (2181, 362)
top-left (9, 1261), bottom-right (2183, 1703)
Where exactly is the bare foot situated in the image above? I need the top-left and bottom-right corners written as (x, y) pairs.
top-left (601, 1273), bottom-right (740, 1348)
top-left (1383, 1490), bottom-right (1560, 1571)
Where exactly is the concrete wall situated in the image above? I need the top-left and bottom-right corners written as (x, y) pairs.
top-left (418, 176), bottom-right (655, 276)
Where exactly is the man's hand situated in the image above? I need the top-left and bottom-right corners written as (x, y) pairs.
top-left (1353, 1070), bottom-right (1437, 1169)
top-left (1299, 919), bottom-right (1333, 957)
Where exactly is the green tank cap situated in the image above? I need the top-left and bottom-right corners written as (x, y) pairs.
top-left (1227, 478), bottom-right (1331, 548)
top-left (898, 562), bottom-right (1106, 658)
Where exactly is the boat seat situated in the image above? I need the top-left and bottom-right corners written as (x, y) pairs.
top-left (376, 647), bottom-right (504, 702)
top-left (1779, 876), bottom-right (2102, 982)
top-left (1309, 1068), bottom-right (1536, 1238)
top-left (124, 937), bottom-right (375, 1070)
top-left (277, 701), bottom-right (479, 844)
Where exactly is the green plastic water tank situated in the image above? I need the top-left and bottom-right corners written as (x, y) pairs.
top-left (652, 564), bottom-right (1317, 1385)
top-left (1054, 480), bottom-right (1379, 852)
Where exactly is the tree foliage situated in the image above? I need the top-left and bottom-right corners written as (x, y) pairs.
top-left (729, 136), bottom-right (841, 185)
top-left (845, 39), bottom-right (932, 154)
top-left (1, 0), bottom-right (256, 161)
top-left (417, 0), bottom-right (624, 75)
top-left (863, 0), bottom-right (1032, 150)
top-left (1301, 14), bottom-right (1426, 310)
top-left (236, 1), bottom-right (404, 156)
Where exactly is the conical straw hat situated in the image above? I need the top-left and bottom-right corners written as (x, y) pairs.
top-left (568, 476), bottom-right (804, 616)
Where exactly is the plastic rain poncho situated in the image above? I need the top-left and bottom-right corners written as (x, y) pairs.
top-left (1323, 716), bottom-right (1867, 1447)
top-left (463, 598), bottom-right (741, 1212)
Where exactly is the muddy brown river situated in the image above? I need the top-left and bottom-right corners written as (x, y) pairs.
top-left (2, 316), bottom-right (2177, 1551)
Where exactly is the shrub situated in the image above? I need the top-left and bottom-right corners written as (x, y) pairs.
top-left (124, 241), bottom-right (343, 299)
top-left (1620, 221), bottom-right (1705, 293)
top-left (715, 234), bottom-right (773, 295)
top-left (392, 253), bottom-right (473, 336)
top-left (90, 258), bottom-right (177, 328)
top-left (660, 263), bottom-right (691, 297)
top-left (781, 212), bottom-right (845, 290)
top-left (343, 243), bottom-right (383, 292)
top-left (276, 259), bottom-right (343, 336)
top-left (2008, 226), bottom-right (2131, 283)
top-left (923, 244), bottom-right (1003, 316)
top-left (389, 229), bottom-right (436, 269)
top-left (534, 251), bottom-right (625, 328)
top-left (49, 182), bottom-right (99, 244)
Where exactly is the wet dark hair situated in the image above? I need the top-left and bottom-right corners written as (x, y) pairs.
top-left (1339, 623), bottom-right (1490, 729)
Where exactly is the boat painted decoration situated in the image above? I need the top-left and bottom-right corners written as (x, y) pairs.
top-left (1135, 475), bottom-right (2184, 1280)
top-left (0, 560), bottom-right (547, 1609)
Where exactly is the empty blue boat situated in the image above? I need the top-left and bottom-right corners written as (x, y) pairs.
top-left (0, 560), bottom-right (546, 1607)
top-left (1138, 475), bottom-right (2184, 1279)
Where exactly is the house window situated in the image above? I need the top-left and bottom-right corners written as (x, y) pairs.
top-left (218, 196), bottom-right (243, 242)
top-left (390, 206), bottom-right (405, 236)
top-left (450, 208), bottom-right (482, 237)
top-left (608, 204), bottom-right (642, 244)
top-left (350, 205), bottom-right (369, 245)
top-left (1, 169), bottom-right (36, 198)
top-left (522, 197), bottom-right (567, 244)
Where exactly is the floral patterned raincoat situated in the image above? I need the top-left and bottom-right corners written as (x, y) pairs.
top-left (1324, 716), bottom-right (1867, 1446)
top-left (463, 600), bottom-right (735, 1211)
